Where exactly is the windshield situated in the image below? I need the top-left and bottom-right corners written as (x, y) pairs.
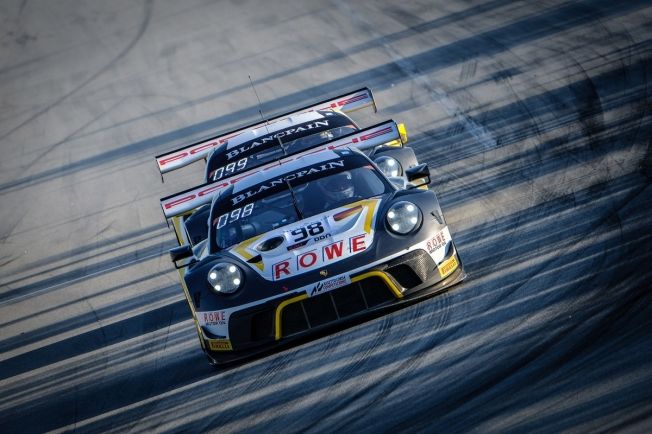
top-left (210, 126), bottom-right (356, 182)
top-left (212, 159), bottom-right (389, 249)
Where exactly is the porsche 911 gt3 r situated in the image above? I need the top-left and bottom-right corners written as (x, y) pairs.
top-left (155, 88), bottom-right (379, 179)
top-left (169, 149), bottom-right (464, 364)
top-left (156, 89), bottom-right (465, 365)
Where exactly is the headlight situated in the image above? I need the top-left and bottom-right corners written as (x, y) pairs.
top-left (207, 263), bottom-right (243, 294)
top-left (374, 156), bottom-right (401, 177)
top-left (386, 201), bottom-right (421, 234)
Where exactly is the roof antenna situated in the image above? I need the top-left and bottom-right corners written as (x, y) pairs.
top-left (249, 74), bottom-right (286, 164)
top-left (248, 74), bottom-right (270, 134)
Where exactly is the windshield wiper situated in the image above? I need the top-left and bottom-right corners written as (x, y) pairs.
top-left (285, 180), bottom-right (304, 221)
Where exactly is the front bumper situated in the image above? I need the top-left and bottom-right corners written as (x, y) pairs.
top-left (202, 246), bottom-right (465, 365)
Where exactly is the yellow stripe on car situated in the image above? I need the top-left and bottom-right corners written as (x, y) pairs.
top-left (274, 270), bottom-right (402, 340)
top-left (171, 215), bottom-right (207, 350)
top-left (361, 199), bottom-right (379, 234)
top-left (275, 293), bottom-right (309, 340)
top-left (351, 271), bottom-right (403, 299)
top-left (232, 234), bottom-right (265, 271)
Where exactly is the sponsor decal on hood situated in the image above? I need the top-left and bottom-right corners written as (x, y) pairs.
top-left (229, 198), bottom-right (381, 281)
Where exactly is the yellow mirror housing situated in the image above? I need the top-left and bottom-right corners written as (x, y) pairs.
top-left (398, 123), bottom-right (408, 144)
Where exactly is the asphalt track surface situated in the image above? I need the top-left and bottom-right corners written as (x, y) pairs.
top-left (1, 0), bottom-right (651, 432)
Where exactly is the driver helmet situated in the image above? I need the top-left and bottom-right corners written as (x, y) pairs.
top-left (321, 171), bottom-right (354, 202)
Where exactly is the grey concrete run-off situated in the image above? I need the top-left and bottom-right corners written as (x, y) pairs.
top-left (0, 0), bottom-right (651, 432)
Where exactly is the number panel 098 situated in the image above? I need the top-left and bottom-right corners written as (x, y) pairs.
top-left (215, 203), bottom-right (254, 229)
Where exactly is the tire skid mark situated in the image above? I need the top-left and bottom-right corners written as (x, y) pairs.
top-left (498, 290), bottom-right (652, 433)
top-left (249, 350), bottom-right (298, 390)
top-left (3, 1), bottom-right (652, 432)
top-left (332, 0), bottom-right (497, 153)
top-left (367, 295), bottom-right (453, 405)
top-left (442, 275), bottom-right (652, 433)
top-left (0, 248), bottom-right (164, 306)
top-left (401, 178), bottom-right (651, 433)
top-left (75, 294), bottom-right (110, 430)
top-left (309, 294), bottom-right (454, 432)
top-left (297, 316), bottom-right (395, 432)
top-left (327, 315), bottom-right (394, 386)
top-left (198, 351), bottom-right (298, 431)
top-left (20, 97), bottom-right (126, 173)
top-left (339, 315), bottom-right (394, 378)
top-left (318, 331), bottom-right (340, 358)
top-left (0, 0), bottom-right (153, 145)
top-left (463, 30), bottom-right (615, 300)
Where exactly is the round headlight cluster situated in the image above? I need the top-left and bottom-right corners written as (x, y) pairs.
top-left (386, 201), bottom-right (421, 234)
top-left (207, 263), bottom-right (243, 294)
top-left (374, 156), bottom-right (401, 177)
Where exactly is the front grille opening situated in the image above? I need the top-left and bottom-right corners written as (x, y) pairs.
top-left (281, 302), bottom-right (309, 336)
top-left (331, 284), bottom-right (366, 317)
top-left (279, 276), bottom-right (397, 338)
top-left (385, 264), bottom-right (422, 288)
top-left (250, 310), bottom-right (274, 341)
top-left (360, 277), bottom-right (395, 307)
top-left (229, 307), bottom-right (275, 346)
top-left (385, 249), bottom-right (437, 288)
top-left (303, 294), bottom-right (338, 326)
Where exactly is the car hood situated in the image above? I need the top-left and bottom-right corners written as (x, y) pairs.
top-left (228, 198), bottom-right (382, 282)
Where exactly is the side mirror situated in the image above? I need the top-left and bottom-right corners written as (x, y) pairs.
top-left (169, 245), bottom-right (196, 269)
top-left (405, 163), bottom-right (431, 188)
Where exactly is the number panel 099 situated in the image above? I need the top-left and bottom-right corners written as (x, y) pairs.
top-left (213, 158), bottom-right (248, 181)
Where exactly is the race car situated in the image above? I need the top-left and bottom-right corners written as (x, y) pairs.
top-left (155, 88), bottom-right (383, 180)
top-left (156, 89), bottom-right (465, 365)
top-left (204, 110), bottom-right (359, 183)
